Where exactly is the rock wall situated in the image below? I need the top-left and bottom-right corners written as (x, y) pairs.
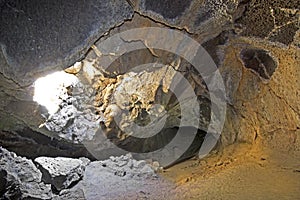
top-left (220, 38), bottom-right (299, 151)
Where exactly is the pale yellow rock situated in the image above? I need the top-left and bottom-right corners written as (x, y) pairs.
top-left (64, 62), bottom-right (82, 74)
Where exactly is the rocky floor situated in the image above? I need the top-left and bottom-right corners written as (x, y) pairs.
top-left (0, 147), bottom-right (171, 200)
top-left (1, 143), bottom-right (299, 200)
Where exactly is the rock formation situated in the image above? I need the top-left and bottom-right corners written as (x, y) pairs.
top-left (0, 147), bottom-right (165, 200)
top-left (0, 0), bottom-right (299, 198)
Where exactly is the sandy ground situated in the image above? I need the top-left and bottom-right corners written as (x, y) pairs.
top-left (149, 143), bottom-right (300, 200)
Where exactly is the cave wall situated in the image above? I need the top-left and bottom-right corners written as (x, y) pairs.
top-left (220, 38), bottom-right (299, 152)
top-left (0, 0), bottom-right (299, 158)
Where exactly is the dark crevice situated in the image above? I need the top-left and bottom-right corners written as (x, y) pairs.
top-left (0, 128), bottom-right (95, 160)
top-left (240, 48), bottom-right (277, 80)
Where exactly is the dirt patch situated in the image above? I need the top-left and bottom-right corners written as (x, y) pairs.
top-left (159, 143), bottom-right (300, 199)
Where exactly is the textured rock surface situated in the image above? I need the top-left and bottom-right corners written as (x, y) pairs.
top-left (240, 48), bottom-right (278, 80)
top-left (38, 72), bottom-right (102, 142)
top-left (53, 181), bottom-right (86, 200)
top-left (219, 38), bottom-right (299, 151)
top-left (236, 0), bottom-right (300, 46)
top-left (0, 0), bottom-right (133, 158)
top-left (59, 41), bottom-right (210, 166)
top-left (51, 154), bottom-right (171, 200)
top-left (34, 156), bottom-right (90, 191)
top-left (0, 0), bottom-right (299, 190)
top-left (0, 147), bottom-right (174, 200)
top-left (0, 147), bottom-right (53, 199)
top-left (0, 128), bottom-right (94, 160)
top-left (0, 0), bottom-right (133, 86)
top-left (80, 154), bottom-right (172, 200)
top-left (132, 0), bottom-right (240, 41)
top-left (88, 64), bottom-right (207, 133)
top-left (0, 0), bottom-right (299, 199)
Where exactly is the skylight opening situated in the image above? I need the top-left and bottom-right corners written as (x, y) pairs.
top-left (33, 71), bottom-right (79, 115)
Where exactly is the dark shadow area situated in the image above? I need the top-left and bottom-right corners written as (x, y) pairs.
top-left (0, 128), bottom-right (95, 160)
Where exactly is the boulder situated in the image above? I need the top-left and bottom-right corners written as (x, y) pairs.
top-left (34, 156), bottom-right (90, 191)
top-left (0, 147), bottom-right (53, 199)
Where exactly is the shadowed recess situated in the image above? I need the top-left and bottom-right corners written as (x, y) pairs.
top-left (240, 48), bottom-right (277, 79)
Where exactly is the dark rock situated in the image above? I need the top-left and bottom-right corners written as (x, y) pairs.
top-left (240, 48), bottom-right (277, 80)
top-left (34, 156), bottom-right (90, 191)
top-left (144, 0), bottom-right (193, 19)
top-left (0, 128), bottom-right (95, 160)
top-left (273, 7), bottom-right (297, 27)
top-left (202, 31), bottom-right (230, 67)
top-left (236, 0), bottom-right (299, 45)
top-left (236, 4), bottom-right (274, 38)
top-left (0, 0), bottom-right (133, 86)
top-left (194, 7), bottom-right (213, 27)
top-left (0, 0), bottom-right (133, 161)
top-left (86, 123), bottom-right (207, 168)
top-left (136, 0), bottom-right (239, 39)
top-left (270, 22), bottom-right (299, 45)
top-left (0, 147), bottom-right (53, 199)
top-left (0, 170), bottom-right (7, 197)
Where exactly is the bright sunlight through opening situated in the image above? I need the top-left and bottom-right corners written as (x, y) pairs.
top-left (33, 71), bottom-right (79, 115)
